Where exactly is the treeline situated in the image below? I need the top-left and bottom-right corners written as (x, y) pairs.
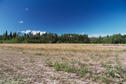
top-left (0, 31), bottom-right (126, 44)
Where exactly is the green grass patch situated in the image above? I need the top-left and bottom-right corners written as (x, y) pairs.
top-left (51, 60), bottom-right (90, 77)
top-left (53, 61), bottom-right (76, 73)
top-left (77, 66), bottom-right (89, 77)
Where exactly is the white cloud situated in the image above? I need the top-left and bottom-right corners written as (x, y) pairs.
top-left (25, 8), bottom-right (29, 11)
top-left (20, 30), bottom-right (31, 34)
top-left (19, 20), bottom-right (24, 24)
top-left (20, 30), bottom-right (46, 35)
top-left (32, 30), bottom-right (46, 35)
top-left (88, 34), bottom-right (107, 37)
top-left (81, 32), bottom-right (107, 37)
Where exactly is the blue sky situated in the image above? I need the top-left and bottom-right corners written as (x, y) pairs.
top-left (0, 0), bottom-right (126, 35)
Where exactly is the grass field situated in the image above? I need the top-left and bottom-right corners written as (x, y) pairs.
top-left (0, 44), bottom-right (126, 84)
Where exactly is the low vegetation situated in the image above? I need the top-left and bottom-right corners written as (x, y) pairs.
top-left (45, 54), bottom-right (126, 84)
top-left (0, 44), bottom-right (126, 83)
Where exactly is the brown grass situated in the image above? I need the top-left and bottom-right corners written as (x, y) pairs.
top-left (0, 44), bottom-right (126, 84)
top-left (0, 44), bottom-right (126, 51)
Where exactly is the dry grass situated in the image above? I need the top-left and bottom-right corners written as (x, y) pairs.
top-left (0, 44), bottom-right (126, 84)
top-left (0, 44), bottom-right (126, 51)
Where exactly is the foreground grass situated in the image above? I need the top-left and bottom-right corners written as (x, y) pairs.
top-left (52, 61), bottom-right (90, 77)
top-left (1, 44), bottom-right (126, 84)
top-left (46, 54), bottom-right (126, 84)
top-left (0, 73), bottom-right (30, 84)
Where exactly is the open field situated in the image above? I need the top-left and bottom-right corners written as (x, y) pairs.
top-left (0, 44), bottom-right (126, 84)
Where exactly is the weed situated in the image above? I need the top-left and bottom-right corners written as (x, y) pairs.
top-left (53, 61), bottom-right (62, 71)
top-left (90, 53), bottom-right (94, 60)
top-left (97, 75), bottom-right (105, 82)
top-left (34, 53), bottom-right (43, 56)
top-left (29, 56), bottom-right (35, 63)
top-left (53, 60), bottom-right (91, 77)
top-left (105, 64), bottom-right (125, 79)
top-left (101, 61), bottom-right (107, 67)
top-left (93, 75), bottom-right (112, 84)
top-left (77, 66), bottom-right (89, 77)
top-left (106, 66), bottom-right (116, 77)
top-left (115, 65), bottom-right (123, 74)
top-left (53, 61), bottom-right (76, 72)
top-left (115, 54), bottom-right (120, 64)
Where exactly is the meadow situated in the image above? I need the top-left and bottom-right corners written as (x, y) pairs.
top-left (0, 44), bottom-right (126, 84)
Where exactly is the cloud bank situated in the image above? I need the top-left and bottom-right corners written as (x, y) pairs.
top-left (20, 30), bottom-right (46, 35)
top-left (19, 20), bottom-right (24, 24)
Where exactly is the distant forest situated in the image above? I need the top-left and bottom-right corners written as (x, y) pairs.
top-left (0, 30), bottom-right (126, 44)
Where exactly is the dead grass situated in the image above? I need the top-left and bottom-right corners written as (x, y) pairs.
top-left (0, 44), bottom-right (126, 84)
top-left (0, 44), bottom-right (126, 52)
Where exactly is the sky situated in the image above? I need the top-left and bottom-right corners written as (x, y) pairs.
top-left (0, 0), bottom-right (126, 36)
